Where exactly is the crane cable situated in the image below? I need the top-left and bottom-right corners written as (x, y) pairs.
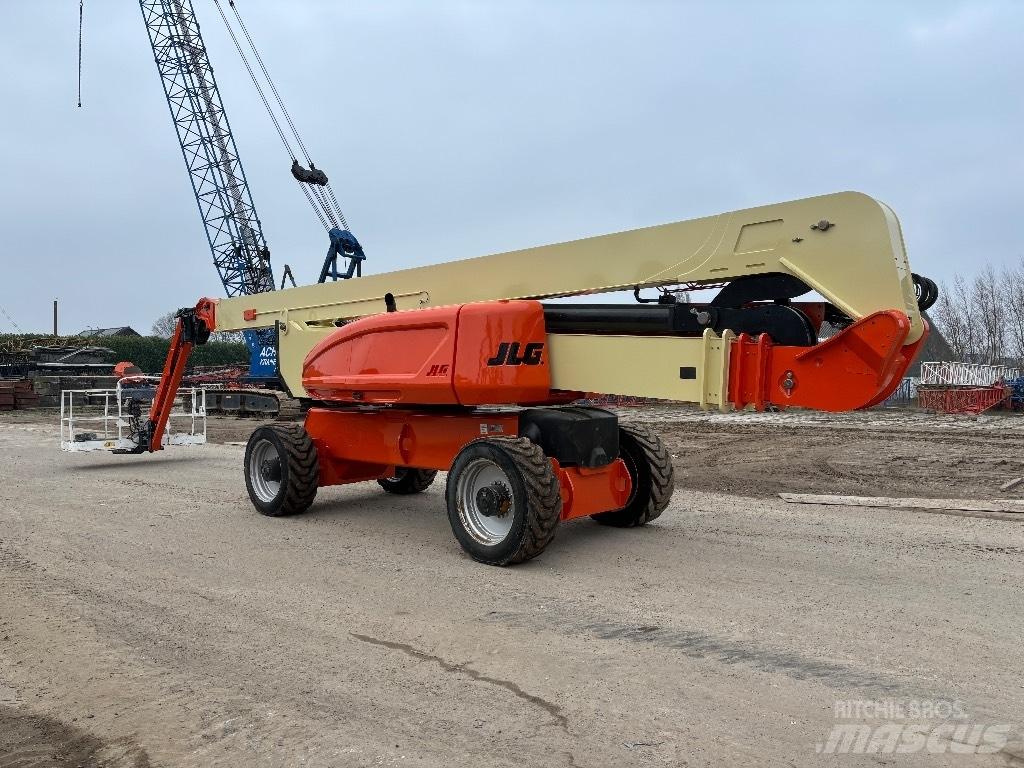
top-left (210, 3), bottom-right (299, 173)
top-left (228, 3), bottom-right (350, 232)
top-left (228, 0), bottom-right (351, 234)
top-left (228, 0), bottom-right (351, 233)
top-left (227, 2), bottom-right (312, 166)
top-left (77, 0), bottom-right (83, 107)
top-left (0, 305), bottom-right (24, 334)
top-left (75, 2), bottom-right (351, 247)
top-left (212, 0), bottom-right (351, 233)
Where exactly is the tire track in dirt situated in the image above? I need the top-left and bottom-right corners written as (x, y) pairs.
top-left (481, 610), bottom-right (920, 697)
top-left (0, 706), bottom-right (151, 768)
top-left (0, 538), bottom-right (253, 765)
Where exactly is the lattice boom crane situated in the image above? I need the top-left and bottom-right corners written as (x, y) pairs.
top-left (138, 0), bottom-right (365, 377)
top-left (141, 0), bottom-right (275, 372)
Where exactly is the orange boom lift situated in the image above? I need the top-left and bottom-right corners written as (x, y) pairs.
top-left (133, 192), bottom-right (934, 565)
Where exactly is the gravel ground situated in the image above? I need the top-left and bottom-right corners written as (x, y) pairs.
top-left (1, 407), bottom-right (1023, 767)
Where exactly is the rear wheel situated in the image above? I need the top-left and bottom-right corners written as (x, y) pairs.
top-left (378, 467), bottom-right (438, 495)
top-left (446, 438), bottom-right (561, 566)
top-left (244, 423), bottom-right (319, 517)
top-left (591, 424), bottom-right (674, 527)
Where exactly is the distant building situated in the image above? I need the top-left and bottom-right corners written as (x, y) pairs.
top-left (75, 326), bottom-right (141, 338)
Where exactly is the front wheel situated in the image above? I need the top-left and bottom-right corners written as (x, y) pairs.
top-left (446, 438), bottom-right (561, 566)
top-left (244, 423), bottom-right (319, 517)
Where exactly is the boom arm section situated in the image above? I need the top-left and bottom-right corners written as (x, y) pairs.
top-left (209, 191), bottom-right (923, 399)
top-left (140, 299), bottom-right (216, 453)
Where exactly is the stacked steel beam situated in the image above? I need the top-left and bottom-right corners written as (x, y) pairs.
top-left (917, 362), bottom-right (1011, 414)
top-left (0, 379), bottom-right (40, 411)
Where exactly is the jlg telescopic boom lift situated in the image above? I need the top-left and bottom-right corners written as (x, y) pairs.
top-left (140, 191), bottom-right (935, 565)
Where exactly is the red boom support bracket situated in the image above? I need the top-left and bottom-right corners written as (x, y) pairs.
top-left (728, 311), bottom-right (928, 412)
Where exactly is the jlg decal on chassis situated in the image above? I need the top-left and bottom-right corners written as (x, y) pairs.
top-left (486, 342), bottom-right (544, 366)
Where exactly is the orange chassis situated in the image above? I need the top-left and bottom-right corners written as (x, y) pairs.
top-left (304, 408), bottom-right (632, 522)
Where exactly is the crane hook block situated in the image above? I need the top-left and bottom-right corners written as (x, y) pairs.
top-left (291, 159), bottom-right (329, 186)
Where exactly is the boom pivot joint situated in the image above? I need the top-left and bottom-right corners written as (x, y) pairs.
top-left (318, 227), bottom-right (366, 282)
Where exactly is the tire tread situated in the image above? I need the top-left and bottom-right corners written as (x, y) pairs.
top-left (378, 468), bottom-right (438, 495)
top-left (592, 423), bottom-right (674, 527)
top-left (446, 437), bottom-right (562, 565)
top-left (254, 423), bottom-right (319, 516)
top-left (493, 438), bottom-right (562, 564)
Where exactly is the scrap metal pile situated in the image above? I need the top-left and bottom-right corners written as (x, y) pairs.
top-left (0, 337), bottom-right (113, 378)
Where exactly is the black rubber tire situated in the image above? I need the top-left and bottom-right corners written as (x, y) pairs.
top-left (591, 423), bottom-right (674, 527)
top-left (923, 276), bottom-right (939, 311)
top-left (912, 272), bottom-right (939, 312)
top-left (446, 438), bottom-right (561, 566)
top-left (244, 423), bottom-right (319, 517)
top-left (378, 468), bottom-right (438, 495)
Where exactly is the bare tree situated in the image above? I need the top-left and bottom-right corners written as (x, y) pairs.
top-left (931, 261), bottom-right (1024, 366)
top-left (934, 280), bottom-right (969, 361)
top-left (933, 274), bottom-right (978, 362)
top-left (150, 311), bottom-right (177, 338)
top-left (972, 264), bottom-right (1005, 364)
top-left (1002, 260), bottom-right (1024, 362)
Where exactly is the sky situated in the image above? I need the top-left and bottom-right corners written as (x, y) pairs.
top-left (0, 0), bottom-right (1021, 335)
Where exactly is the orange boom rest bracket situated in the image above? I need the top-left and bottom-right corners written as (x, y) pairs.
top-left (728, 310), bottom-right (928, 413)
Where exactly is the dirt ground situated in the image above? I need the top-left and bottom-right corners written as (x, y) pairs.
top-left (1, 405), bottom-right (1023, 766)
top-left (636, 406), bottom-right (1024, 501)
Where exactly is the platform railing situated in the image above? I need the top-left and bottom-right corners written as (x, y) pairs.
top-left (60, 377), bottom-right (207, 453)
top-left (918, 362), bottom-right (1020, 387)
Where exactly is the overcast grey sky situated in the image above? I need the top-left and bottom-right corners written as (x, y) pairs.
top-left (1, 1), bottom-right (1021, 334)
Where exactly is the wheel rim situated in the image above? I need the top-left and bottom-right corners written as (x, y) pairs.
top-left (456, 457), bottom-right (515, 545)
top-left (249, 438), bottom-right (282, 503)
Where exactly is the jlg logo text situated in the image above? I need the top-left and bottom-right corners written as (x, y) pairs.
top-left (486, 342), bottom-right (544, 366)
